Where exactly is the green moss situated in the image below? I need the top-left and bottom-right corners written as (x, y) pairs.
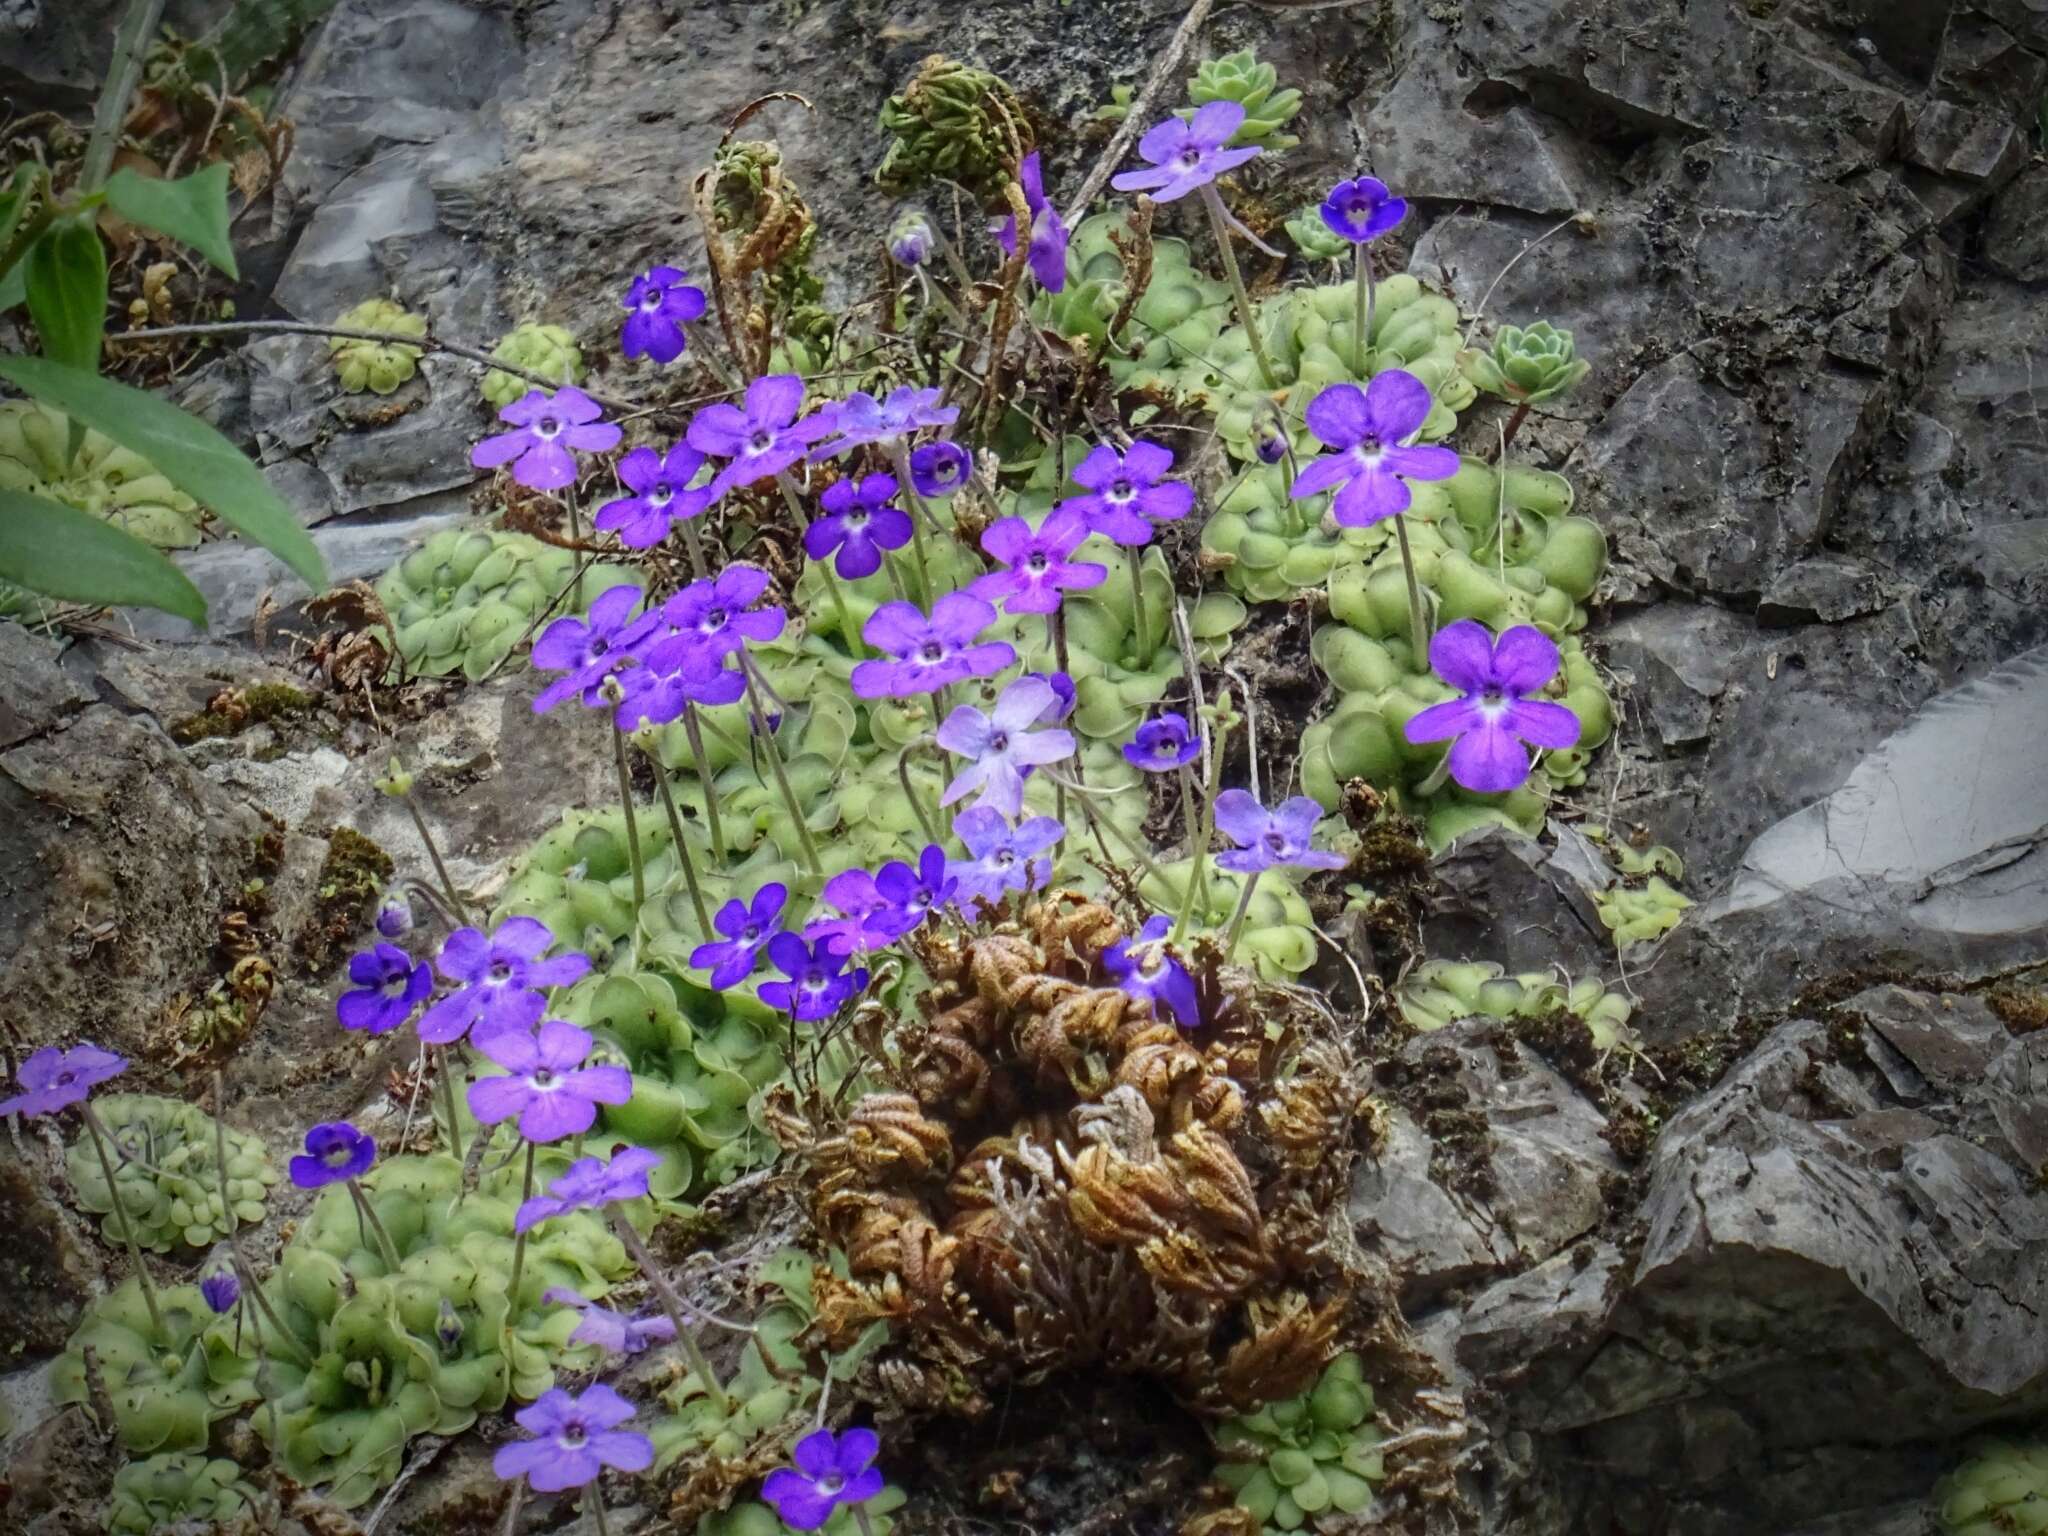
top-left (299, 824), bottom-right (394, 972)
top-left (169, 682), bottom-right (316, 743)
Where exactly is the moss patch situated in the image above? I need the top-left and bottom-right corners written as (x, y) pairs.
top-left (297, 825), bottom-right (394, 974)
top-left (169, 682), bottom-right (316, 743)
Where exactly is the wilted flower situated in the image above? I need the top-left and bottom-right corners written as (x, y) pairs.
top-left (888, 209), bottom-right (935, 267)
top-left (1403, 620), bottom-right (1581, 793)
top-left (419, 917), bottom-right (592, 1045)
top-left (688, 374), bottom-right (823, 493)
top-left (1214, 792), bottom-right (1348, 875)
top-left (757, 934), bottom-right (870, 1021)
top-left (530, 584), bottom-right (655, 714)
top-left (971, 507), bottom-right (1108, 614)
top-left (1102, 914), bottom-right (1199, 1027)
top-left (946, 807), bottom-right (1063, 910)
top-left (1124, 712), bottom-right (1201, 772)
top-left (596, 443), bottom-right (716, 549)
top-left (909, 440), bottom-right (973, 499)
top-left (619, 266), bottom-right (709, 365)
top-left (1058, 440), bottom-right (1194, 545)
top-left (806, 473), bottom-right (914, 580)
top-left (935, 677), bottom-right (1076, 817)
top-left (200, 1270), bottom-right (240, 1315)
top-left (0, 1043), bottom-right (126, 1118)
top-left (850, 593), bottom-right (1016, 699)
top-left (469, 1021), bottom-right (632, 1143)
top-left (543, 1287), bottom-right (678, 1356)
top-left (1319, 176), bottom-right (1407, 243)
top-left (336, 943), bottom-right (432, 1035)
top-left (690, 883), bottom-right (789, 987)
top-left (493, 1384), bottom-right (654, 1493)
top-left (1111, 100), bottom-right (1260, 203)
top-left (289, 1121), bottom-right (377, 1190)
top-left (472, 387), bottom-right (622, 492)
top-left (992, 150), bottom-right (1069, 291)
top-left (515, 1145), bottom-right (662, 1233)
top-left (763, 1427), bottom-right (886, 1532)
top-left (1290, 371), bottom-right (1459, 528)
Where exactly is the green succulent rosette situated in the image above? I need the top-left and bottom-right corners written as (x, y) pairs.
top-left (0, 399), bottom-right (206, 550)
top-left (1214, 1352), bottom-right (1386, 1533)
top-left (482, 322), bottom-right (585, 407)
top-left (66, 1093), bottom-right (278, 1253)
top-left (106, 1451), bottom-right (259, 1535)
top-left (1285, 205), bottom-right (1352, 263)
top-left (1938, 1440), bottom-right (2048, 1536)
top-left (53, 1279), bottom-right (254, 1453)
top-left (1186, 48), bottom-right (1303, 151)
top-left (330, 297), bottom-right (427, 395)
top-left (695, 1491), bottom-right (907, 1536)
top-left (1396, 957), bottom-right (1634, 1047)
top-left (1595, 875), bottom-right (1692, 949)
top-left (1457, 320), bottom-right (1591, 404)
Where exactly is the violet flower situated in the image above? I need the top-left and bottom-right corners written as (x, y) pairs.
top-left (909, 440), bottom-right (972, 499)
top-left (806, 386), bottom-right (959, 462)
top-left (419, 917), bottom-right (592, 1046)
top-left (0, 1043), bottom-right (125, 1118)
top-left (472, 387), bottom-right (622, 492)
top-left (1101, 914), bottom-right (1200, 1028)
top-left (935, 677), bottom-right (1076, 817)
top-left (289, 1122), bottom-right (376, 1189)
top-left (1290, 371), bottom-right (1459, 527)
top-left (531, 583), bottom-right (656, 714)
top-left (515, 1145), bottom-right (662, 1233)
top-left (971, 507), bottom-right (1108, 615)
top-left (1403, 620), bottom-right (1581, 794)
top-left (200, 1270), bottom-right (240, 1315)
top-left (946, 807), bottom-right (1063, 910)
top-left (1213, 792), bottom-right (1347, 875)
top-left (596, 443), bottom-right (716, 549)
top-left (543, 1287), bottom-right (677, 1356)
top-left (1111, 100), bottom-right (1260, 204)
top-left (850, 593), bottom-right (1016, 699)
top-left (688, 374), bottom-right (823, 494)
top-left (1124, 713), bottom-right (1201, 772)
top-left (993, 151), bottom-right (1069, 291)
top-left (690, 883), bottom-right (788, 987)
top-left (613, 647), bottom-right (746, 731)
top-left (336, 943), bottom-right (432, 1035)
top-left (619, 266), bottom-right (709, 365)
top-left (468, 1020), bottom-right (632, 1144)
top-left (1319, 176), bottom-right (1407, 244)
top-left (871, 845), bottom-right (956, 937)
top-left (763, 1427), bottom-right (886, 1532)
top-left (806, 473), bottom-right (914, 580)
top-left (493, 1383), bottom-right (654, 1493)
top-left (1059, 440), bottom-right (1194, 546)
top-left (889, 209), bottom-right (935, 268)
top-left (757, 933), bottom-right (869, 1021)
top-left (801, 868), bottom-right (900, 957)
top-left (374, 891), bottom-right (414, 939)
top-left (647, 566), bottom-right (785, 666)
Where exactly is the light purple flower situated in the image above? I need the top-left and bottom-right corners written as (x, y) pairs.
top-left (468, 1020), bottom-right (632, 1144)
top-left (543, 1287), bottom-right (677, 1356)
top-left (1289, 371), bottom-right (1459, 528)
top-left (419, 917), bottom-right (591, 1046)
top-left (612, 646), bottom-right (745, 731)
top-left (1110, 100), bottom-right (1260, 204)
top-left (806, 473), bottom-right (914, 580)
top-left (688, 374), bottom-right (823, 494)
top-left (1319, 177), bottom-right (1407, 244)
top-left (935, 677), bottom-right (1076, 817)
top-left (762, 1427), bottom-right (886, 1532)
top-left (375, 891), bottom-right (413, 939)
top-left (647, 566), bottom-right (785, 667)
top-left (472, 387), bottom-right (622, 492)
top-left (1058, 440), bottom-right (1194, 546)
top-left (993, 151), bottom-right (1069, 291)
top-left (806, 386), bottom-right (959, 462)
top-left (690, 883), bottom-right (788, 988)
top-left (850, 593), bottom-right (1016, 699)
top-left (620, 266), bottom-right (709, 365)
top-left (909, 440), bottom-right (972, 499)
top-left (1213, 792), bottom-right (1347, 875)
top-left (530, 584), bottom-right (654, 714)
top-left (945, 806), bottom-right (1063, 911)
top-left (1403, 620), bottom-right (1581, 794)
top-left (757, 933), bottom-right (869, 1022)
top-left (493, 1384), bottom-right (654, 1493)
top-left (1124, 713), bottom-right (1201, 773)
top-left (0, 1043), bottom-right (126, 1118)
top-left (596, 443), bottom-right (716, 549)
top-left (515, 1145), bottom-right (662, 1233)
top-left (289, 1122), bottom-right (376, 1190)
top-left (801, 868), bottom-right (901, 958)
top-left (971, 507), bottom-right (1107, 615)
top-left (1101, 914), bottom-right (1199, 1028)
top-left (889, 209), bottom-right (934, 268)
top-left (200, 1270), bottom-right (240, 1315)
top-left (336, 944), bottom-right (432, 1035)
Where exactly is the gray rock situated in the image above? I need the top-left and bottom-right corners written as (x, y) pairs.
top-left (1903, 100), bottom-right (2028, 186)
top-left (1984, 163), bottom-right (2048, 282)
top-left (1422, 824), bottom-right (1618, 978)
top-left (0, 623), bottom-right (95, 748)
top-left (1935, 9), bottom-right (2048, 118)
top-left (1756, 554), bottom-right (1891, 626)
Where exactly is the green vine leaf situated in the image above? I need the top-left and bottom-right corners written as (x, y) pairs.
top-left (106, 165), bottom-right (240, 279)
top-left (25, 217), bottom-right (107, 371)
top-left (0, 487), bottom-right (205, 622)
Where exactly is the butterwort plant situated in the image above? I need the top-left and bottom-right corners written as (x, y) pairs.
top-left (1318, 175), bottom-right (1408, 376)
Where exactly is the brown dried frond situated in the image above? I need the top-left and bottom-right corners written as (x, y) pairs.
top-left (1182, 1509), bottom-right (1261, 1536)
top-left (968, 933), bottom-right (1044, 1007)
top-left (844, 1092), bottom-right (954, 1182)
top-left (1208, 1294), bottom-right (1348, 1409)
top-left (1116, 1028), bottom-right (1206, 1115)
top-left (1260, 1069), bottom-right (1360, 1170)
top-left (1046, 985), bottom-right (1133, 1053)
top-left (1024, 892), bottom-right (1124, 966)
top-left (1167, 1123), bottom-right (1264, 1248)
top-left (758, 1082), bottom-right (814, 1153)
top-left (905, 1030), bottom-right (998, 1116)
top-left (1137, 1228), bottom-right (1272, 1300)
top-left (1062, 1142), bottom-right (1189, 1247)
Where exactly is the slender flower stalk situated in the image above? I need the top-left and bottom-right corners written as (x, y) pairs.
top-left (680, 707), bottom-right (727, 865)
top-left (1392, 513), bottom-right (1430, 666)
top-left (210, 1082), bottom-right (292, 1444)
top-left (743, 657), bottom-right (824, 877)
top-left (348, 1179), bottom-right (404, 1273)
top-left (889, 442), bottom-right (939, 605)
top-left (609, 1213), bottom-right (732, 1415)
top-left (609, 719), bottom-right (646, 913)
top-left (509, 1140), bottom-right (537, 1299)
top-left (1200, 182), bottom-right (1278, 390)
top-left (895, 741), bottom-right (942, 846)
top-left (1219, 867), bottom-right (1263, 954)
top-left (78, 1103), bottom-right (165, 1339)
top-left (437, 1045), bottom-right (466, 1161)
top-left (1353, 241), bottom-right (1372, 379)
top-left (650, 759), bottom-right (714, 936)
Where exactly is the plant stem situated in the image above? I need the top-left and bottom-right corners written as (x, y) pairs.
top-left (404, 797), bottom-right (468, 920)
top-left (562, 488), bottom-right (585, 610)
top-left (889, 442), bottom-right (940, 606)
top-left (1171, 721), bottom-right (1226, 943)
top-left (507, 1141), bottom-right (536, 1301)
top-left (1200, 183), bottom-right (1278, 391)
top-left (1219, 868), bottom-right (1263, 957)
top-left (895, 743), bottom-right (941, 846)
top-left (82, 0), bottom-right (168, 192)
top-left (651, 762), bottom-right (713, 936)
top-left (1351, 241), bottom-right (1375, 379)
top-left (610, 722), bottom-right (647, 913)
top-left (1391, 514), bottom-right (1432, 670)
top-left (681, 708), bottom-right (727, 866)
top-left (777, 472), bottom-right (864, 654)
top-left (79, 1104), bottom-right (164, 1340)
top-left (743, 658), bottom-right (823, 877)
top-left (347, 1177), bottom-right (404, 1273)
top-left (1177, 761), bottom-right (1206, 873)
top-left (1055, 774), bottom-right (1164, 884)
top-left (610, 1213), bottom-right (733, 1415)
top-left (679, 517), bottom-right (710, 580)
top-left (1495, 399), bottom-right (1533, 456)
top-left (589, 1483), bottom-right (610, 1536)
top-left (1126, 546), bottom-right (1152, 658)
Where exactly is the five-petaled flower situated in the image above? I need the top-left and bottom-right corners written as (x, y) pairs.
top-left (1124, 712), bottom-right (1202, 773)
top-left (647, 566), bottom-right (785, 667)
top-left (0, 1043), bottom-right (125, 1118)
top-left (472, 387), bottom-right (622, 492)
top-left (493, 1383), bottom-right (654, 1493)
top-left (1102, 914), bottom-right (1200, 1028)
top-left (469, 1020), bottom-right (632, 1144)
top-left (1403, 620), bottom-right (1581, 794)
top-left (543, 1287), bottom-right (677, 1356)
top-left (758, 933), bottom-right (870, 1022)
top-left (870, 845), bottom-right (957, 935)
top-left (289, 1121), bottom-right (377, 1190)
top-left (1111, 100), bottom-right (1260, 204)
top-left (1059, 441), bottom-right (1194, 546)
top-left (596, 443), bottom-right (716, 549)
top-left (619, 267), bottom-right (708, 365)
top-left (515, 1145), bottom-right (662, 1233)
top-left (802, 868), bottom-right (904, 957)
top-left (1213, 792), bottom-right (1348, 875)
top-left (993, 151), bottom-right (1069, 291)
top-left (762, 1427), bottom-right (887, 1532)
top-left (419, 917), bottom-right (592, 1045)
top-left (531, 584), bottom-right (655, 714)
top-left (1319, 176), bottom-right (1408, 244)
top-left (688, 375), bottom-right (822, 494)
top-left (1290, 371), bottom-right (1459, 527)
top-left (691, 883), bottom-right (789, 987)
top-left (806, 386), bottom-right (960, 462)
top-left (946, 806), bottom-right (1064, 911)
top-left (806, 473), bottom-right (914, 580)
top-left (850, 593), bottom-right (1016, 699)
top-left (935, 676), bottom-right (1077, 818)
top-left (972, 507), bottom-right (1107, 614)
top-left (200, 1269), bottom-right (240, 1315)
top-left (336, 943), bottom-right (432, 1035)
top-left (909, 440), bottom-right (972, 499)
top-left (614, 644), bottom-right (745, 730)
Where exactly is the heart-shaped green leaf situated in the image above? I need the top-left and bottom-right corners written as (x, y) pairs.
top-left (107, 164), bottom-right (240, 278)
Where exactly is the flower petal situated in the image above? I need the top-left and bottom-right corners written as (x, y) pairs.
top-left (746, 373), bottom-right (805, 429)
top-left (1427, 619), bottom-right (1499, 694)
top-left (1304, 383), bottom-right (1372, 449)
top-left (467, 1075), bottom-right (532, 1126)
top-left (1331, 466), bottom-right (1411, 527)
top-left (1402, 697), bottom-right (1482, 745)
top-left (1446, 720), bottom-right (1534, 795)
top-left (1212, 788), bottom-right (1271, 848)
top-left (1361, 368), bottom-right (1434, 442)
top-left (1187, 99), bottom-right (1247, 148)
top-left (1504, 697), bottom-right (1582, 750)
top-left (1490, 624), bottom-right (1563, 695)
top-left (519, 1091), bottom-right (597, 1143)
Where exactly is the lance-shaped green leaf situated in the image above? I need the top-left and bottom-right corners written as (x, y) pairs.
top-left (25, 217), bottom-right (107, 371)
top-left (0, 355), bottom-right (323, 593)
top-left (0, 163), bottom-right (44, 273)
top-left (107, 165), bottom-right (240, 279)
top-left (0, 487), bottom-right (206, 622)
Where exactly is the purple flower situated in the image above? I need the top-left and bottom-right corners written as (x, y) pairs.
top-left (419, 917), bottom-right (592, 1046)
top-left (971, 507), bottom-right (1108, 615)
top-left (1102, 914), bottom-right (1199, 1028)
top-left (850, 593), bottom-right (1016, 699)
top-left (690, 883), bottom-right (788, 987)
top-left (200, 1270), bottom-right (240, 1315)
top-left (993, 151), bottom-right (1069, 292)
top-left (889, 210), bottom-right (934, 268)
top-left (493, 1383), bottom-right (654, 1493)
top-left (909, 440), bottom-right (972, 499)
top-left (1038, 669), bottom-right (1077, 723)
top-left (374, 891), bottom-right (414, 939)
top-left (757, 933), bottom-right (869, 1022)
top-left (1319, 177), bottom-right (1407, 244)
top-left (763, 1427), bottom-right (886, 1532)
top-left (613, 646), bottom-right (746, 731)
top-left (1058, 441), bottom-right (1194, 546)
top-left (336, 944), bottom-right (432, 1035)
top-left (531, 584), bottom-right (655, 714)
top-left (0, 1043), bottom-right (126, 1118)
top-left (620, 266), bottom-right (709, 365)
top-left (1253, 420), bottom-right (1289, 466)
top-left (472, 387), bottom-right (622, 492)
top-left (805, 473), bottom-right (914, 580)
top-left (596, 443), bottom-right (716, 550)
top-left (688, 375), bottom-right (822, 494)
top-left (1290, 372), bottom-right (1460, 528)
top-left (935, 677), bottom-right (1076, 818)
top-left (647, 566), bottom-right (785, 665)
top-left (289, 1122), bottom-right (376, 1189)
top-left (1213, 792), bottom-right (1347, 875)
top-left (806, 386), bottom-right (959, 462)
top-left (1403, 620), bottom-right (1581, 794)
top-left (802, 868), bottom-right (900, 957)
top-left (1124, 713), bottom-right (1201, 773)
top-left (515, 1146), bottom-right (662, 1233)
top-left (543, 1287), bottom-right (677, 1356)
top-left (946, 807), bottom-right (1063, 911)
top-left (468, 1020), bottom-right (633, 1144)
top-left (870, 845), bottom-right (958, 936)
top-left (1110, 100), bottom-right (1260, 204)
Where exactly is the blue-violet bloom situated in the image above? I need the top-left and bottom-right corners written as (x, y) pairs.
top-left (336, 943), bottom-right (432, 1035)
top-left (1290, 371), bottom-right (1459, 527)
top-left (888, 210), bottom-right (934, 268)
top-left (946, 807), bottom-right (1063, 911)
top-left (935, 677), bottom-right (1076, 818)
top-left (472, 387), bottom-right (622, 493)
top-left (493, 1384), bottom-right (654, 1493)
top-left (1111, 100), bottom-right (1260, 203)
top-left (200, 1270), bottom-right (240, 1315)
top-left (1402, 620), bottom-right (1581, 794)
top-left (0, 1043), bottom-right (126, 1118)
top-left (757, 933), bottom-right (870, 1022)
top-left (806, 386), bottom-right (959, 462)
top-left (909, 439), bottom-right (972, 499)
top-left (469, 1020), bottom-right (632, 1144)
top-left (688, 374), bottom-right (823, 494)
top-left (806, 473), bottom-right (914, 580)
top-left (515, 1145), bottom-right (662, 1233)
top-left (619, 266), bottom-right (709, 365)
top-left (1124, 713), bottom-right (1202, 772)
top-left (374, 890), bottom-right (414, 939)
top-left (1059, 440), bottom-right (1194, 546)
top-left (530, 583), bottom-right (654, 714)
top-left (1319, 176), bottom-right (1407, 243)
top-left (543, 1287), bottom-right (678, 1356)
top-left (1101, 914), bottom-right (1200, 1028)
top-left (691, 883), bottom-right (788, 987)
top-left (648, 566), bottom-right (785, 666)
top-left (993, 151), bottom-right (1069, 291)
top-left (850, 593), bottom-right (1015, 699)
top-left (763, 1427), bottom-right (886, 1532)
top-left (596, 443), bottom-right (716, 549)
top-left (289, 1122), bottom-right (376, 1190)
top-left (419, 917), bottom-right (592, 1045)
top-left (1213, 792), bottom-right (1348, 875)
top-left (971, 507), bottom-right (1107, 615)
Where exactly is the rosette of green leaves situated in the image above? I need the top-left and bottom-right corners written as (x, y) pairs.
top-left (0, 399), bottom-right (205, 549)
top-left (1285, 205), bottom-right (1351, 264)
top-left (1214, 1352), bottom-right (1385, 1532)
top-left (1595, 875), bottom-right (1692, 949)
top-left (875, 55), bottom-right (1031, 201)
top-left (329, 297), bottom-right (426, 395)
top-left (1031, 212), bottom-right (1234, 396)
top-left (1186, 49), bottom-right (1302, 151)
top-left (696, 1493), bottom-right (908, 1536)
top-left (1939, 1440), bottom-right (2048, 1536)
top-left (66, 1093), bottom-right (277, 1253)
top-left (53, 1279), bottom-right (252, 1453)
top-left (1396, 958), bottom-right (1634, 1047)
top-left (1458, 321), bottom-right (1590, 404)
top-left (482, 322), bottom-right (585, 407)
top-left (106, 1452), bottom-right (258, 1535)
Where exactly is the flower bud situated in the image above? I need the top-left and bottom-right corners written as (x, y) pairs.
top-left (200, 1269), bottom-right (240, 1315)
top-left (889, 209), bottom-right (936, 268)
top-left (1254, 422), bottom-right (1289, 464)
top-left (374, 890), bottom-right (414, 939)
